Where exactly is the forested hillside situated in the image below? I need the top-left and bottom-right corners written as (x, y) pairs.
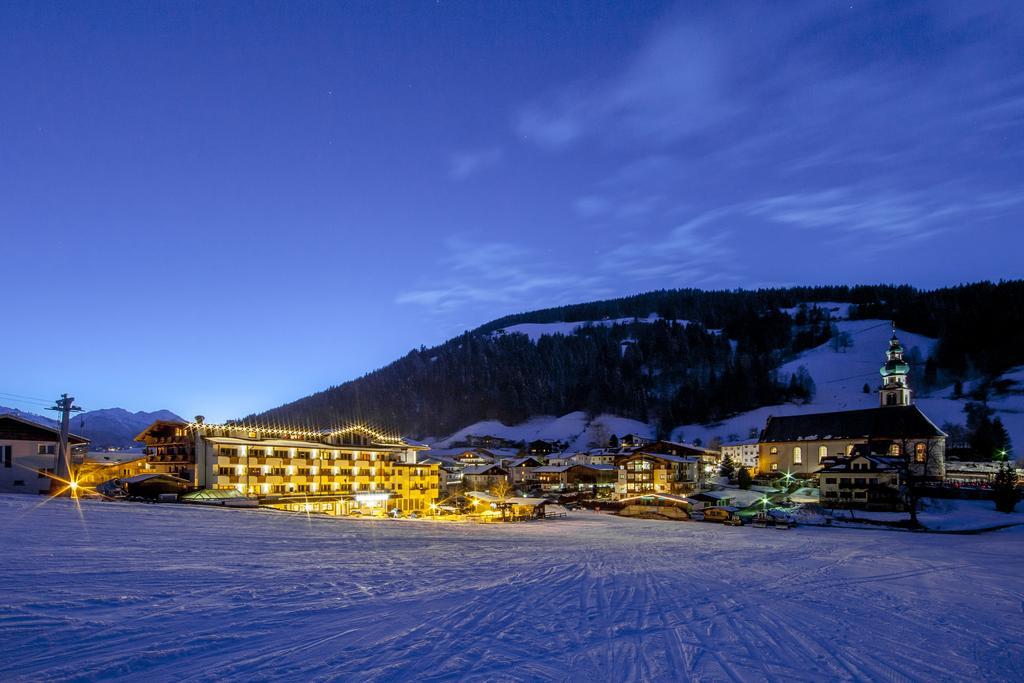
top-left (253, 281), bottom-right (1024, 439)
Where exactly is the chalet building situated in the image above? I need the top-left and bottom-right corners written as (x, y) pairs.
top-left (642, 440), bottom-right (720, 471)
top-left (0, 414), bottom-right (89, 494)
top-left (462, 464), bottom-right (510, 492)
top-left (818, 453), bottom-right (902, 510)
top-left (758, 331), bottom-right (946, 479)
top-left (577, 449), bottom-right (617, 466)
top-left (619, 433), bottom-right (652, 448)
top-left (135, 419), bottom-right (197, 483)
top-left (528, 439), bottom-right (566, 457)
top-left (139, 417), bottom-right (439, 516)
top-left (545, 452), bottom-right (577, 467)
top-left (533, 463), bottom-right (616, 495)
top-left (75, 452), bottom-right (148, 488)
top-left (418, 447), bottom-right (495, 470)
top-left (502, 456), bottom-right (543, 486)
top-left (613, 451), bottom-right (702, 498)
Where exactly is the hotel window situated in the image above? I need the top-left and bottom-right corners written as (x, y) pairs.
top-left (846, 444), bottom-right (854, 455)
top-left (219, 447), bottom-right (239, 456)
top-left (274, 449), bottom-right (288, 458)
top-left (769, 447), bottom-right (778, 456)
top-left (915, 442), bottom-right (927, 463)
top-left (792, 447), bottom-right (802, 465)
top-left (770, 463), bottom-right (778, 472)
top-left (818, 445), bottom-right (828, 462)
top-left (37, 444), bottom-right (55, 455)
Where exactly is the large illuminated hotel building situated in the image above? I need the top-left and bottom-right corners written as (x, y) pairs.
top-left (136, 417), bottom-right (439, 515)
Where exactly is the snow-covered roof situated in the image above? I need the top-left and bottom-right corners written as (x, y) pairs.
top-left (85, 451), bottom-right (146, 464)
top-left (465, 491), bottom-right (500, 502)
top-left (721, 439), bottom-right (760, 447)
top-left (121, 473), bottom-right (189, 484)
top-left (618, 492), bottom-right (691, 504)
top-left (622, 452), bottom-right (699, 464)
top-left (533, 465), bottom-right (572, 473)
top-left (461, 464), bottom-right (506, 476)
top-left (504, 456), bottom-right (542, 467)
top-left (504, 497), bottom-right (547, 506)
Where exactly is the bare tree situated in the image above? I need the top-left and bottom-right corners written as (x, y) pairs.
top-left (491, 479), bottom-right (513, 501)
top-left (892, 436), bottom-right (943, 529)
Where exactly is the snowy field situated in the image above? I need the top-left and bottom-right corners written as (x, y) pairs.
top-left (2, 495), bottom-right (1022, 682)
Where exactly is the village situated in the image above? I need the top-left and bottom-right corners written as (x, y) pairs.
top-left (2, 331), bottom-right (1019, 530)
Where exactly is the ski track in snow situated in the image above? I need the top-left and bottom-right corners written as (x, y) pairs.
top-left (1, 495), bottom-right (1022, 682)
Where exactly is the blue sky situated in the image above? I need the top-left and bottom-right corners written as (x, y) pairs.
top-left (2, 1), bottom-right (1022, 421)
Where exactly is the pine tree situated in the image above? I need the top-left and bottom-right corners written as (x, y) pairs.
top-left (992, 417), bottom-right (1012, 459)
top-left (862, 383), bottom-right (870, 394)
top-left (737, 466), bottom-right (752, 490)
top-left (720, 454), bottom-right (736, 480)
top-left (992, 462), bottom-right (1019, 513)
top-left (608, 433), bottom-right (619, 449)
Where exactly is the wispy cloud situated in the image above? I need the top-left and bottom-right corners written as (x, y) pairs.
top-left (448, 147), bottom-right (503, 180)
top-left (515, 22), bottom-right (732, 149)
top-left (600, 208), bottom-right (738, 286)
top-left (396, 238), bottom-right (610, 314)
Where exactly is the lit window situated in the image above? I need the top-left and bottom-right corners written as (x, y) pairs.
top-left (818, 445), bottom-right (828, 462)
top-left (770, 463), bottom-right (778, 471)
top-left (889, 443), bottom-right (901, 457)
top-left (915, 442), bottom-right (926, 463)
top-left (793, 447), bottom-right (802, 464)
top-left (769, 447), bottom-right (778, 456)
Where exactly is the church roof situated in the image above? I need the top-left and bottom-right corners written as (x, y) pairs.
top-left (760, 405), bottom-right (945, 443)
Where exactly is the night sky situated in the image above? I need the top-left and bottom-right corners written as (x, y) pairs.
top-left (3, 1), bottom-right (1022, 421)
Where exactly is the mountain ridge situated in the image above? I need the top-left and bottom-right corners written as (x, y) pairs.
top-left (0, 406), bottom-right (183, 449)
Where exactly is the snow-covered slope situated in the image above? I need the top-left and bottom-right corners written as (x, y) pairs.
top-left (437, 317), bottom-right (1024, 456)
top-left (491, 314), bottom-right (688, 342)
top-left (433, 411), bottom-right (656, 452)
top-left (672, 319), bottom-right (1024, 453)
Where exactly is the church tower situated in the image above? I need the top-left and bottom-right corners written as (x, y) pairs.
top-left (879, 325), bottom-right (912, 407)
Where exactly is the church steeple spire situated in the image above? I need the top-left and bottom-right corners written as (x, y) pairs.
top-left (879, 322), bottom-right (912, 406)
